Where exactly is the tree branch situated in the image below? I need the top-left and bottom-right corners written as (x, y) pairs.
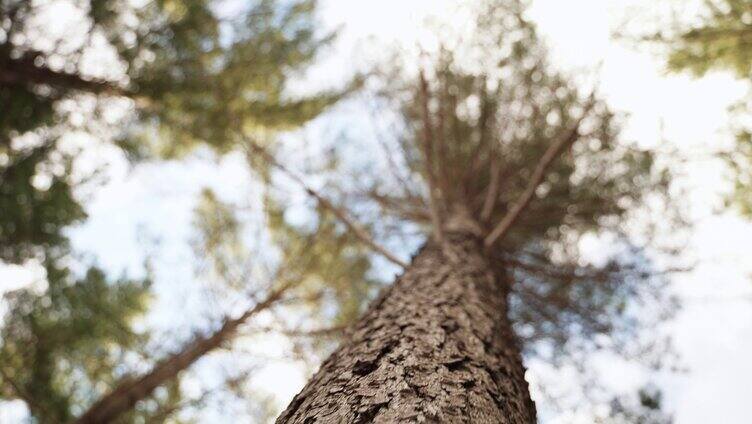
top-left (367, 104), bottom-right (417, 198)
top-left (0, 52), bottom-right (127, 96)
top-left (74, 282), bottom-right (293, 424)
top-left (367, 190), bottom-right (431, 223)
top-left (244, 139), bottom-right (408, 268)
top-left (250, 325), bottom-right (347, 338)
top-left (480, 154), bottom-right (501, 222)
top-left (484, 100), bottom-right (594, 248)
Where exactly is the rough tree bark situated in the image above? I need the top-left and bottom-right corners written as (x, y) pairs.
top-left (277, 233), bottom-right (536, 423)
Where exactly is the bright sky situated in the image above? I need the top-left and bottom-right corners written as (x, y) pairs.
top-left (2, 0), bottom-right (752, 423)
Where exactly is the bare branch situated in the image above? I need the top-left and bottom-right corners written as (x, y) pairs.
top-left (250, 325), bottom-right (347, 338)
top-left (418, 70), bottom-right (445, 244)
top-left (367, 190), bottom-right (431, 223)
top-left (484, 100), bottom-right (595, 248)
top-left (435, 70), bottom-right (452, 202)
top-left (480, 154), bottom-right (501, 222)
top-left (367, 104), bottom-right (417, 197)
top-left (74, 281), bottom-right (294, 424)
top-left (244, 139), bottom-right (408, 268)
top-left (1, 51), bottom-right (127, 96)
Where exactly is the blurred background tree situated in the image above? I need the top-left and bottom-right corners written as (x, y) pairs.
top-left (600, 386), bottom-right (674, 424)
top-left (0, 257), bottom-right (167, 423)
top-left (640, 0), bottom-right (752, 215)
top-left (1, 0), bottom-right (347, 421)
top-left (1, 0), bottom-right (343, 265)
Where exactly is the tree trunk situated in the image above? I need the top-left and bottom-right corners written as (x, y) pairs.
top-left (277, 233), bottom-right (536, 423)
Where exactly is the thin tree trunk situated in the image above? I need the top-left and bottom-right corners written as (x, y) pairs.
top-left (277, 233), bottom-right (536, 423)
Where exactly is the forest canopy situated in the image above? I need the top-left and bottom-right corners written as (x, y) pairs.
top-left (1, 0), bottom-right (749, 422)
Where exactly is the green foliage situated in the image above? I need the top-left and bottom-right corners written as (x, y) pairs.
top-left (655, 0), bottom-right (752, 79)
top-left (602, 386), bottom-right (674, 424)
top-left (0, 141), bottom-right (86, 264)
top-left (731, 124), bottom-right (752, 215)
top-left (0, 85), bottom-right (55, 138)
top-left (268, 201), bottom-right (378, 327)
top-left (0, 253), bottom-right (180, 423)
top-left (191, 188), bottom-right (248, 290)
top-left (191, 186), bottom-right (377, 328)
top-left (2, 0), bottom-right (341, 156)
top-left (390, 30), bottom-right (666, 251)
top-left (647, 0), bottom-right (752, 214)
top-left (354, 0), bottom-right (679, 367)
top-left (1, 0), bottom-right (341, 262)
top-left (2, 0), bottom-right (342, 419)
top-left (96, 0), bottom-right (345, 156)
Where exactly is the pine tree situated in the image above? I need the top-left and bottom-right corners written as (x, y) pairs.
top-left (1, 0), bottom-right (343, 264)
top-left (642, 0), bottom-right (752, 214)
top-left (650, 0), bottom-right (752, 79)
top-left (0, 253), bottom-right (170, 423)
top-left (602, 386), bottom-right (673, 424)
top-left (1, 0), bottom-right (345, 421)
top-left (275, 0), bottom-right (678, 421)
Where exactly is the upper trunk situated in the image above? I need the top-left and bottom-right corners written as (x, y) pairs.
top-left (277, 233), bottom-right (536, 423)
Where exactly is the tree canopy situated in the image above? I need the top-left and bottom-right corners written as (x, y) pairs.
top-left (339, 0), bottom-right (680, 366)
top-left (1, 0), bottom-right (344, 421)
top-left (0, 256), bottom-right (161, 423)
top-left (1, 0), bottom-right (342, 263)
top-left (0, 0), bottom-right (689, 421)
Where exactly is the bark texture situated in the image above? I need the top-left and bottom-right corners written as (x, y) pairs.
top-left (277, 234), bottom-right (536, 423)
